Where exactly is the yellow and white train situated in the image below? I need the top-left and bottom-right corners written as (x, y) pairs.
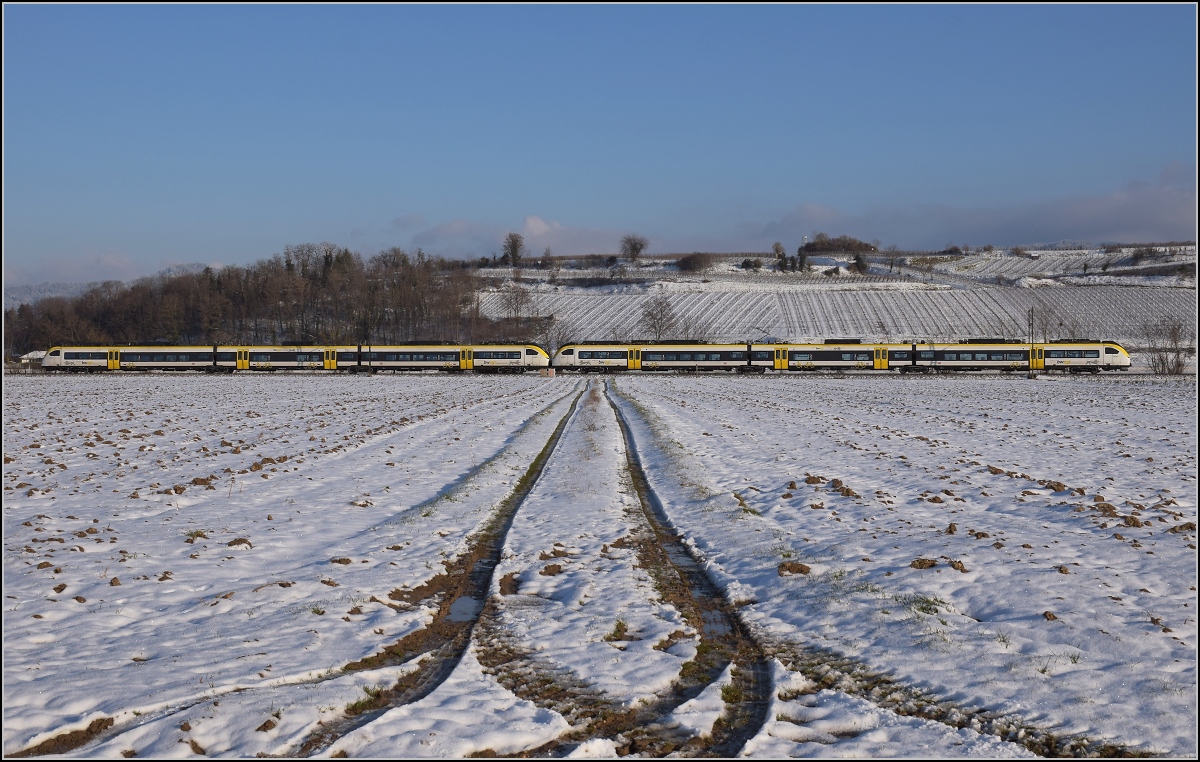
top-left (40, 344), bottom-right (551, 373)
top-left (550, 339), bottom-right (1132, 374)
top-left (39, 339), bottom-right (1131, 374)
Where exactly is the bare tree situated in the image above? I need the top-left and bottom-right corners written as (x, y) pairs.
top-left (678, 305), bottom-right (713, 342)
top-left (499, 283), bottom-right (531, 321)
top-left (638, 293), bottom-right (678, 342)
top-left (620, 234), bottom-right (649, 262)
top-left (1142, 318), bottom-right (1194, 375)
top-left (1026, 301), bottom-right (1058, 343)
top-left (534, 315), bottom-right (573, 356)
top-left (502, 233), bottom-right (525, 266)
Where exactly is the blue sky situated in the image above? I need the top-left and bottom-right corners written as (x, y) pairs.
top-left (3, 4), bottom-right (1196, 285)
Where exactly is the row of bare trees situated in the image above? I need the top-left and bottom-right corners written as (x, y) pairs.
top-left (3, 244), bottom-right (539, 357)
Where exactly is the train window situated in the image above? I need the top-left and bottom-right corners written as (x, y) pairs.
top-left (1047, 350), bottom-right (1064, 358)
top-left (525, 348), bottom-right (539, 356)
top-left (727, 352), bottom-right (746, 360)
top-left (251, 354), bottom-right (270, 362)
top-left (1006, 353), bottom-right (1025, 361)
top-left (49, 349), bottom-right (60, 357)
top-left (1066, 350), bottom-right (1082, 358)
top-left (751, 351), bottom-right (771, 361)
top-left (1084, 350), bottom-right (1099, 358)
top-left (944, 353), bottom-right (957, 361)
top-left (1105, 347), bottom-right (1120, 354)
top-left (918, 351), bottom-right (934, 360)
top-left (790, 353), bottom-right (812, 361)
top-left (645, 353), bottom-right (664, 361)
top-left (65, 352), bottom-right (79, 360)
top-left (856, 354), bottom-right (870, 361)
top-left (890, 351), bottom-right (909, 360)
top-left (561, 348), bottom-right (574, 356)
top-left (840, 353), bottom-right (854, 361)
top-left (677, 353), bottom-right (692, 361)
top-left (578, 351), bottom-right (592, 359)
top-left (476, 351), bottom-right (519, 360)
top-left (217, 352), bottom-right (236, 361)
top-left (337, 352), bottom-right (357, 361)
top-left (989, 353), bottom-right (1005, 361)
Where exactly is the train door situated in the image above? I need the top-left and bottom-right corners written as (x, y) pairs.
top-left (108, 350), bottom-right (120, 370)
top-left (461, 348), bottom-right (473, 371)
top-left (629, 349), bottom-right (641, 370)
top-left (774, 347), bottom-right (787, 371)
top-left (1031, 346), bottom-right (1044, 371)
top-left (237, 350), bottom-right (250, 370)
top-left (873, 346), bottom-right (889, 370)
top-left (324, 350), bottom-right (337, 370)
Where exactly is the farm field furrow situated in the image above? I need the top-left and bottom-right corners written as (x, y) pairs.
top-left (608, 374), bottom-right (1197, 756)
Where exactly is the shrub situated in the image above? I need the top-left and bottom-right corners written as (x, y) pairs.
top-left (677, 253), bottom-right (715, 272)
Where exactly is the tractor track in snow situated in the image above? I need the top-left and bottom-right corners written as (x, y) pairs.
top-left (605, 378), bottom-right (1159, 758)
top-left (289, 387), bottom-right (587, 757)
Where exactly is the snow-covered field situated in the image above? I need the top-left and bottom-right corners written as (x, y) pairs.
top-left (3, 373), bottom-right (1196, 757)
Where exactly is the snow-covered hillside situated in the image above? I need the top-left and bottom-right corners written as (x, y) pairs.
top-left (482, 284), bottom-right (1193, 346)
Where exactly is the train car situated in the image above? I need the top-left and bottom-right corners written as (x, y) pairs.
top-left (220, 346), bottom-right (329, 372)
top-left (335, 345), bottom-right (548, 373)
top-left (118, 346), bottom-right (234, 372)
top-left (553, 343), bottom-right (770, 372)
top-left (468, 345), bottom-right (550, 373)
top-left (1038, 341), bottom-right (1130, 373)
top-left (41, 347), bottom-right (117, 372)
top-left (552, 344), bottom-right (632, 372)
top-left (784, 340), bottom-right (893, 372)
top-left (873, 339), bottom-right (1130, 373)
top-left (333, 345), bottom-right (463, 373)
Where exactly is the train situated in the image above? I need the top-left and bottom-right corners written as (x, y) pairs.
top-left (39, 339), bottom-right (1131, 374)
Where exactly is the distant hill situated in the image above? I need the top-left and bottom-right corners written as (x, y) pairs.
top-left (4, 263), bottom-right (212, 311)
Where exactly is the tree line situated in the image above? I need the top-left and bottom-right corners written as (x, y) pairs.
top-left (3, 243), bottom-right (541, 357)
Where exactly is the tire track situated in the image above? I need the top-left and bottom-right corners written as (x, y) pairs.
top-left (456, 379), bottom-right (773, 757)
top-left (288, 388), bottom-right (588, 757)
top-left (597, 380), bottom-right (773, 757)
top-left (606, 378), bottom-right (1159, 758)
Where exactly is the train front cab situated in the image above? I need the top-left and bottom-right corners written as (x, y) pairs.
top-left (551, 344), bottom-right (629, 373)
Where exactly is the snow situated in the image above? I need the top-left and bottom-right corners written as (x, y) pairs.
top-left (3, 372), bottom-right (1196, 757)
top-left (609, 373), bottom-right (1197, 756)
top-left (327, 648), bottom-right (570, 758)
top-left (485, 283), bottom-right (1194, 346)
